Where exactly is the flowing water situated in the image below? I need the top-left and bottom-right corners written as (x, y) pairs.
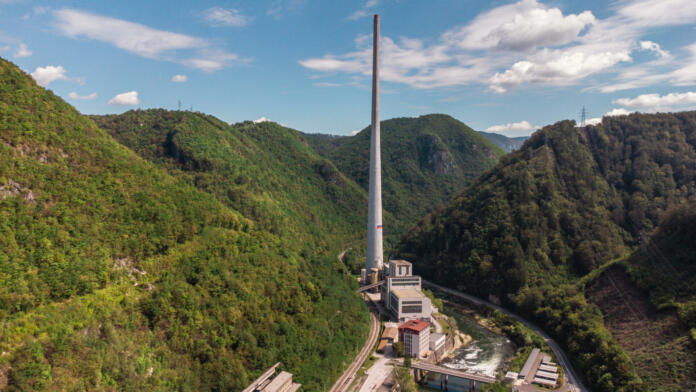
top-left (443, 309), bottom-right (515, 377)
top-left (419, 308), bottom-right (516, 391)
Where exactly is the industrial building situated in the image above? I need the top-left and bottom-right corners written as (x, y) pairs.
top-left (398, 319), bottom-right (430, 358)
top-left (518, 348), bottom-right (560, 388)
top-left (381, 259), bottom-right (432, 322)
top-left (242, 363), bottom-right (301, 392)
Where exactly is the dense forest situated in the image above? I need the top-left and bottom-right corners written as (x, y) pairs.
top-left (0, 57), bottom-right (369, 391)
top-left (397, 113), bottom-right (696, 391)
top-left (304, 114), bottom-right (504, 239)
top-left (91, 109), bottom-right (367, 250)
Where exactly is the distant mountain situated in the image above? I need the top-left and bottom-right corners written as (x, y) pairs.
top-left (396, 112), bottom-right (696, 391)
top-left (477, 131), bottom-right (528, 152)
top-left (0, 57), bottom-right (367, 391)
top-left (304, 114), bottom-right (505, 241)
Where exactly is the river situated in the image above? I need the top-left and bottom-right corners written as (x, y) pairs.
top-left (443, 309), bottom-right (516, 377)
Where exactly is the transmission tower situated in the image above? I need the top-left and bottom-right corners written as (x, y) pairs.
top-left (580, 106), bottom-right (587, 126)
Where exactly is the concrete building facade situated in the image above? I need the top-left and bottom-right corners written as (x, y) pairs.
top-left (381, 259), bottom-right (431, 322)
top-left (398, 319), bottom-right (430, 358)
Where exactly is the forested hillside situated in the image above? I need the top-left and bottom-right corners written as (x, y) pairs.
top-left (305, 114), bottom-right (504, 240)
top-left (0, 57), bottom-right (368, 391)
top-left (585, 202), bottom-right (696, 391)
top-left (397, 113), bottom-right (696, 391)
top-left (92, 110), bottom-right (367, 250)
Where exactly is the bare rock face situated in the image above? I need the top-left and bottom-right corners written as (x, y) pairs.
top-left (417, 135), bottom-right (456, 175)
top-left (0, 180), bottom-right (35, 204)
top-left (429, 150), bottom-right (456, 175)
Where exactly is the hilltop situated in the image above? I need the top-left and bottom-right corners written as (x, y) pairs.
top-left (304, 114), bottom-right (504, 240)
top-left (0, 57), bottom-right (368, 391)
top-left (396, 112), bottom-right (696, 391)
top-left (92, 110), bottom-right (367, 248)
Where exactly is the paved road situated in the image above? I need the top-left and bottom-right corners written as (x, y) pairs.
top-left (422, 280), bottom-right (587, 392)
top-left (329, 301), bottom-right (380, 392)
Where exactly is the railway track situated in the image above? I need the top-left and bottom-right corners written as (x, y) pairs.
top-left (329, 302), bottom-right (380, 392)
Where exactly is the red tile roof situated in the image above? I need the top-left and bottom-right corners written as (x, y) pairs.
top-left (398, 319), bottom-right (429, 333)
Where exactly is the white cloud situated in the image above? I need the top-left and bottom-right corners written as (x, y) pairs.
top-left (489, 47), bottom-right (631, 92)
top-left (171, 74), bottom-right (187, 82)
top-left (613, 91), bottom-right (696, 111)
top-left (485, 120), bottom-right (539, 136)
top-left (202, 7), bottom-right (250, 27)
top-left (0, 45), bottom-right (9, 52)
top-left (586, 108), bottom-right (631, 125)
top-left (13, 43), bottom-right (31, 58)
top-left (639, 40), bottom-right (669, 58)
top-left (253, 117), bottom-right (271, 123)
top-left (31, 65), bottom-right (68, 87)
top-left (350, 129), bottom-right (362, 136)
top-left (108, 91), bottom-right (140, 106)
top-left (68, 92), bottom-right (97, 100)
top-left (443, 0), bottom-right (595, 52)
top-left (616, 0), bottom-right (696, 28)
top-left (266, 0), bottom-right (306, 19)
top-left (347, 0), bottom-right (379, 21)
top-left (605, 108), bottom-right (631, 116)
top-left (300, 0), bottom-right (696, 93)
top-left (53, 9), bottom-right (244, 71)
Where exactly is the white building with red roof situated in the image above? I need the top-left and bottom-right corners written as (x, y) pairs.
top-left (398, 319), bottom-right (430, 358)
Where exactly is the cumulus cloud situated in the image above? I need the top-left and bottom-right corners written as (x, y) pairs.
top-left (350, 129), bottom-right (363, 136)
top-left (485, 120), bottom-right (539, 136)
top-left (171, 74), bottom-right (187, 82)
top-left (301, 0), bottom-right (696, 93)
top-left (108, 91), bottom-right (140, 106)
top-left (586, 108), bottom-right (631, 125)
top-left (489, 47), bottom-right (631, 92)
top-left (53, 9), bottom-right (245, 71)
top-left (13, 43), bottom-right (31, 58)
top-left (443, 0), bottom-right (595, 51)
top-left (68, 92), bottom-right (97, 100)
top-left (613, 91), bottom-right (696, 111)
top-left (253, 117), bottom-right (272, 123)
top-left (31, 65), bottom-right (68, 86)
top-left (202, 7), bottom-right (250, 27)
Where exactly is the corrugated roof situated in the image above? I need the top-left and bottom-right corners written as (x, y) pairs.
top-left (538, 364), bottom-right (557, 373)
top-left (398, 319), bottom-right (430, 333)
top-left (519, 348), bottom-right (540, 378)
top-left (390, 259), bottom-right (412, 266)
top-left (535, 370), bottom-right (559, 380)
top-left (262, 371), bottom-right (292, 392)
top-left (533, 377), bottom-right (557, 387)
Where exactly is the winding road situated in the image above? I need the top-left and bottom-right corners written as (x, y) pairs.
top-left (422, 280), bottom-right (587, 392)
top-left (329, 302), bottom-right (380, 392)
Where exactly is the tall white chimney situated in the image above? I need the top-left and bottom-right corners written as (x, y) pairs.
top-left (366, 14), bottom-right (383, 272)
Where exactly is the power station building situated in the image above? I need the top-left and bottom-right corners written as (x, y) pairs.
top-left (381, 259), bottom-right (432, 322)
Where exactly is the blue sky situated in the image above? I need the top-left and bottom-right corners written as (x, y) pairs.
top-left (2, 0), bottom-right (696, 136)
